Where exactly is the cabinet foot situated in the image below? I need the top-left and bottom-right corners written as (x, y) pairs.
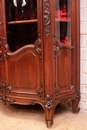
top-left (72, 99), bottom-right (80, 113)
top-left (45, 108), bottom-right (54, 128)
top-left (46, 120), bottom-right (53, 128)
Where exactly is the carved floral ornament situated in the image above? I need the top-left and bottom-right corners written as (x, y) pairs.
top-left (0, 96), bottom-right (15, 105)
top-left (44, 0), bottom-right (51, 37)
top-left (37, 85), bottom-right (43, 97)
top-left (45, 94), bottom-right (54, 110)
top-left (0, 80), bottom-right (5, 92)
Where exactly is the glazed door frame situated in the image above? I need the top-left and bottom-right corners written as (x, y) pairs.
top-left (54, 0), bottom-right (80, 98)
top-left (3, 0), bottom-right (44, 99)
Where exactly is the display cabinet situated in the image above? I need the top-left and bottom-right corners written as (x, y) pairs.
top-left (0, 0), bottom-right (80, 127)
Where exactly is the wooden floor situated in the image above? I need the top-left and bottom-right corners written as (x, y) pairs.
top-left (0, 102), bottom-right (87, 130)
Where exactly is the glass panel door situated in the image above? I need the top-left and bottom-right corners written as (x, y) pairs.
top-left (5, 0), bottom-right (38, 52)
top-left (55, 0), bottom-right (71, 45)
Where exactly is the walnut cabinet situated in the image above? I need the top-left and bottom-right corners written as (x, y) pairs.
top-left (0, 0), bottom-right (80, 127)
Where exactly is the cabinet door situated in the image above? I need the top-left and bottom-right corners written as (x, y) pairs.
top-left (0, 0), bottom-right (5, 96)
top-left (4, 0), bottom-right (44, 98)
top-left (54, 0), bottom-right (79, 97)
top-left (0, 54), bottom-right (4, 95)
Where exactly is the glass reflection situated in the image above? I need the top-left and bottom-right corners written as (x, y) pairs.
top-left (55, 0), bottom-right (71, 45)
top-left (6, 0), bottom-right (37, 21)
top-left (5, 0), bottom-right (38, 52)
top-left (55, 0), bottom-right (70, 20)
top-left (7, 23), bottom-right (38, 52)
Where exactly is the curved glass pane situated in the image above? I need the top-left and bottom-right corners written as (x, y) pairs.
top-left (55, 0), bottom-right (71, 45)
top-left (5, 0), bottom-right (38, 52)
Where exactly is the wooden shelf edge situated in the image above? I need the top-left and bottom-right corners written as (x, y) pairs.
top-left (7, 19), bottom-right (38, 24)
top-left (55, 19), bottom-right (70, 22)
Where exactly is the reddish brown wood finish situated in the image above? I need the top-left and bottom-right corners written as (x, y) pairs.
top-left (0, 0), bottom-right (80, 127)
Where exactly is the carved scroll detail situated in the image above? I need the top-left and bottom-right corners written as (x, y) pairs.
top-left (3, 37), bottom-right (9, 58)
top-left (0, 50), bottom-right (3, 61)
top-left (0, 37), bottom-right (2, 47)
top-left (54, 34), bottom-right (74, 58)
top-left (54, 40), bottom-right (62, 58)
top-left (34, 34), bottom-right (42, 58)
top-left (0, 80), bottom-right (5, 92)
top-left (45, 94), bottom-right (54, 110)
top-left (29, 100), bottom-right (36, 105)
top-left (6, 86), bottom-right (12, 93)
top-left (70, 85), bottom-right (74, 90)
top-left (44, 0), bottom-right (51, 37)
top-left (0, 96), bottom-right (15, 105)
top-left (76, 90), bottom-right (80, 100)
top-left (0, 37), bottom-right (3, 61)
top-left (37, 85), bottom-right (43, 97)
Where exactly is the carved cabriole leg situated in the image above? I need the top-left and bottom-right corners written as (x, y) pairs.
top-left (72, 93), bottom-right (80, 113)
top-left (44, 94), bottom-right (55, 128)
top-left (45, 108), bottom-right (55, 128)
top-left (72, 99), bottom-right (80, 113)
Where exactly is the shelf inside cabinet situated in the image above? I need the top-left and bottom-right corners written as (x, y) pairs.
top-left (7, 19), bottom-right (38, 25)
top-left (55, 19), bottom-right (70, 22)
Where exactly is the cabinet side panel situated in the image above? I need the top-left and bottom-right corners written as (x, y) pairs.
top-left (58, 50), bottom-right (71, 88)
